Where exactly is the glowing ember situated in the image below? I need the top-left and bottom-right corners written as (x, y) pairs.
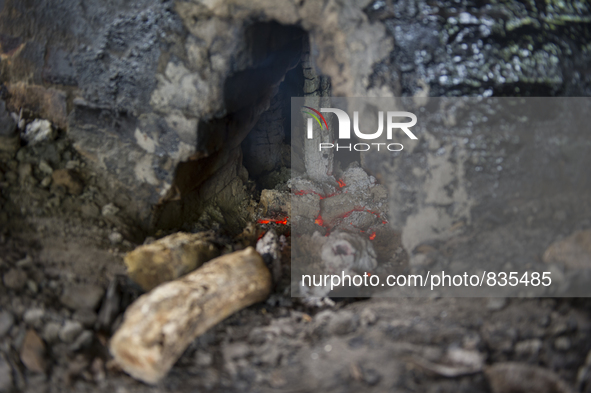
top-left (369, 232), bottom-right (376, 240)
top-left (257, 217), bottom-right (288, 225)
top-left (314, 215), bottom-right (324, 226)
top-left (293, 189), bottom-right (336, 200)
top-left (337, 179), bottom-right (346, 188)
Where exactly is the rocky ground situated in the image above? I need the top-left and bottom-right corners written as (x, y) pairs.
top-left (0, 121), bottom-right (591, 393)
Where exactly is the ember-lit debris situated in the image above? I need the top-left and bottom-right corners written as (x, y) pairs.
top-left (259, 189), bottom-right (291, 217)
top-left (291, 162), bottom-right (397, 297)
top-left (320, 231), bottom-right (377, 274)
top-left (256, 229), bottom-right (282, 285)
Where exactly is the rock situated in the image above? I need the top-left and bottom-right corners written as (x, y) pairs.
top-left (3, 268), bottom-right (27, 290)
top-left (514, 339), bottom-right (543, 357)
top-left (38, 160), bottom-right (53, 175)
top-left (70, 330), bottom-right (93, 351)
top-left (321, 231), bottom-right (378, 273)
top-left (15, 255), bottom-right (33, 268)
top-left (543, 230), bottom-right (591, 270)
top-left (0, 100), bottom-right (19, 154)
top-left (487, 298), bottom-right (507, 311)
top-left (80, 203), bottom-right (100, 218)
top-left (23, 308), bottom-right (45, 328)
top-left (108, 231), bottom-right (123, 244)
top-left (123, 231), bottom-right (220, 291)
top-left (20, 330), bottom-right (46, 373)
top-left (101, 203), bottom-right (120, 217)
top-left (554, 336), bottom-right (571, 351)
top-left (485, 362), bottom-right (573, 393)
top-left (41, 322), bottom-right (61, 343)
top-left (0, 311), bottom-right (14, 337)
top-left (0, 353), bottom-right (13, 392)
top-left (52, 169), bottom-right (83, 195)
top-left (4, 84), bottom-right (68, 129)
top-left (327, 311), bottom-right (358, 336)
top-left (59, 320), bottom-right (83, 343)
top-left (260, 189), bottom-right (291, 217)
top-left (23, 119), bottom-right (56, 145)
top-left (256, 229), bottom-right (282, 285)
top-left (40, 176), bottom-right (52, 188)
top-left (222, 342), bottom-right (252, 361)
top-left (291, 193), bottom-right (320, 220)
top-left (72, 309), bottom-right (98, 328)
top-left (360, 308), bottom-right (378, 326)
top-left (60, 284), bottom-right (104, 310)
top-left (18, 163), bottom-right (33, 185)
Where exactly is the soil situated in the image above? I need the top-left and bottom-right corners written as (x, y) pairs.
top-left (1, 130), bottom-right (591, 393)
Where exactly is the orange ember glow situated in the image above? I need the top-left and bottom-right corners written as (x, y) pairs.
top-left (369, 232), bottom-right (376, 240)
top-left (257, 217), bottom-right (288, 225)
top-left (314, 215), bottom-right (324, 226)
top-left (337, 179), bottom-right (346, 188)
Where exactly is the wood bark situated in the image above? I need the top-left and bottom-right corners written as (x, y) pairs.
top-left (109, 247), bottom-right (271, 384)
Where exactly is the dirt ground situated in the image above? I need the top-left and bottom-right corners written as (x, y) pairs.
top-left (2, 132), bottom-right (591, 393)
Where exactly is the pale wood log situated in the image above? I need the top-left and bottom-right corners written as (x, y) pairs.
top-left (109, 247), bottom-right (271, 384)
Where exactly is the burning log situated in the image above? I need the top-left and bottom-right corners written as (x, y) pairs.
top-left (109, 247), bottom-right (272, 384)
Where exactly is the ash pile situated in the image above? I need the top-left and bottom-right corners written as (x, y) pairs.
top-left (284, 97), bottom-right (408, 298)
top-left (290, 164), bottom-right (408, 298)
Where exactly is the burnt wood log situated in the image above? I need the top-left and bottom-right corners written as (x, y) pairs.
top-left (109, 247), bottom-right (271, 384)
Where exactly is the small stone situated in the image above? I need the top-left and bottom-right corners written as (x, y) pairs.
top-left (328, 311), bottom-right (358, 335)
top-left (360, 308), bottom-right (377, 326)
top-left (23, 308), bottom-right (45, 328)
top-left (16, 255), bottom-right (33, 268)
top-left (40, 176), bottom-right (52, 188)
top-left (90, 357), bottom-right (106, 382)
top-left (109, 231), bottom-right (123, 244)
top-left (59, 320), bottom-right (83, 343)
top-left (514, 339), bottom-right (543, 356)
top-left (26, 280), bottom-right (38, 294)
top-left (0, 100), bottom-right (19, 154)
top-left (0, 353), bottom-right (13, 392)
top-left (42, 322), bottom-right (61, 343)
top-left (18, 163), bottom-right (33, 185)
top-left (52, 169), bottom-right (83, 195)
top-left (65, 160), bottom-right (79, 170)
top-left (72, 309), bottom-right (97, 328)
top-left (23, 119), bottom-right (55, 145)
top-left (3, 268), bottom-right (27, 290)
top-left (0, 311), bottom-right (15, 337)
top-left (101, 203), bottom-right (120, 217)
top-left (487, 298), bottom-right (507, 311)
top-left (222, 342), bottom-right (251, 361)
top-left (81, 203), bottom-right (100, 218)
top-left (38, 160), bottom-right (53, 175)
top-left (46, 196), bottom-right (60, 208)
top-left (195, 351), bottom-right (213, 367)
top-left (20, 330), bottom-right (46, 373)
top-left (70, 330), bottom-right (93, 351)
top-left (543, 230), bottom-right (591, 269)
top-left (554, 336), bottom-right (571, 351)
top-left (60, 284), bottom-right (104, 310)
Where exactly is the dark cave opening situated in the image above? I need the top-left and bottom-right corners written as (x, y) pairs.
top-left (154, 21), bottom-right (310, 232)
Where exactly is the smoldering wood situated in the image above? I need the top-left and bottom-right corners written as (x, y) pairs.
top-left (109, 247), bottom-right (272, 384)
